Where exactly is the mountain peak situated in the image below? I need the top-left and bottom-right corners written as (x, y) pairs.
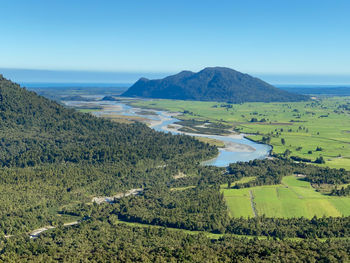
top-left (178, 70), bottom-right (194, 75)
top-left (122, 67), bottom-right (309, 103)
top-left (201, 66), bottom-right (234, 71)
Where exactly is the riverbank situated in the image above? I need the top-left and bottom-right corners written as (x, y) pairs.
top-left (150, 115), bottom-right (256, 153)
top-left (63, 99), bottom-right (272, 167)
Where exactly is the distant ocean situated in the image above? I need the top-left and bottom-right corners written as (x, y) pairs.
top-left (276, 84), bottom-right (350, 89)
top-left (276, 85), bottom-right (350, 96)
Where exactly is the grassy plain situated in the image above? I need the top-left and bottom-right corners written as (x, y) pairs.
top-left (221, 176), bottom-right (350, 218)
top-left (131, 97), bottom-right (350, 170)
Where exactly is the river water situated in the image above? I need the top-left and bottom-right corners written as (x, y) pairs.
top-left (64, 100), bottom-right (272, 167)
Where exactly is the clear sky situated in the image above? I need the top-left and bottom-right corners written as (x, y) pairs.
top-left (1, 0), bottom-right (350, 83)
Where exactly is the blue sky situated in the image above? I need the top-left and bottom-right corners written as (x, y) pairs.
top-left (1, 0), bottom-right (350, 83)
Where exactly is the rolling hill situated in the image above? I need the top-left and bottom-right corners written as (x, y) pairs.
top-left (122, 67), bottom-right (309, 103)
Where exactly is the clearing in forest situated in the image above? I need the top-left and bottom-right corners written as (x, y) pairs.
top-left (221, 176), bottom-right (350, 218)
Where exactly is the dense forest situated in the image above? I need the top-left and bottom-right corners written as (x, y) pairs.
top-left (1, 220), bottom-right (349, 262)
top-left (227, 216), bottom-right (350, 238)
top-left (116, 186), bottom-right (229, 233)
top-left (122, 67), bottom-right (309, 103)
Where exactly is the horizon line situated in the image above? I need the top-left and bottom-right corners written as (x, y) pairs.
top-left (2, 67), bottom-right (350, 76)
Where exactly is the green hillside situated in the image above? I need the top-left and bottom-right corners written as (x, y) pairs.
top-left (0, 75), bottom-right (217, 167)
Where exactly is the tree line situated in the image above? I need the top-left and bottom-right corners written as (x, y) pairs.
top-left (1, 219), bottom-right (349, 262)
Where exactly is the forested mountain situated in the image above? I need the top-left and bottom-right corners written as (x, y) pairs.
top-left (122, 67), bottom-right (309, 103)
top-left (0, 74), bottom-right (217, 167)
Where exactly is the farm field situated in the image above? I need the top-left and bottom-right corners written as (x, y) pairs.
top-left (221, 176), bottom-right (350, 218)
top-left (131, 97), bottom-right (350, 170)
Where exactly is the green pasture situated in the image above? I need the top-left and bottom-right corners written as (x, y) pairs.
top-left (131, 97), bottom-right (350, 170)
top-left (221, 176), bottom-right (350, 218)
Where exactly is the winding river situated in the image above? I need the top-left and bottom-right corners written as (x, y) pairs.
top-left (65, 100), bottom-right (272, 167)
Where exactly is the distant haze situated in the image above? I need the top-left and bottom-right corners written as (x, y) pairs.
top-left (2, 68), bottom-right (350, 86)
top-left (0, 68), bottom-right (167, 85)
